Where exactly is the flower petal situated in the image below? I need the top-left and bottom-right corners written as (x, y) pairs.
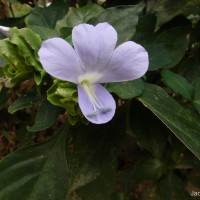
top-left (0, 26), bottom-right (11, 37)
top-left (72, 23), bottom-right (117, 72)
top-left (99, 41), bottom-right (149, 83)
top-left (38, 37), bottom-right (83, 83)
top-left (78, 84), bottom-right (116, 124)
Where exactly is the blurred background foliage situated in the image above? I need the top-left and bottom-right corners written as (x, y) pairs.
top-left (0, 0), bottom-right (200, 199)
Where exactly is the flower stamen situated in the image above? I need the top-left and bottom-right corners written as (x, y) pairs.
top-left (81, 81), bottom-right (112, 118)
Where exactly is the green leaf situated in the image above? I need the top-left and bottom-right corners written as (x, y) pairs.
top-left (161, 69), bottom-right (194, 100)
top-left (0, 39), bottom-right (26, 68)
top-left (59, 27), bottom-right (72, 39)
top-left (179, 55), bottom-right (200, 82)
top-left (157, 172), bottom-right (190, 200)
top-left (26, 0), bottom-right (68, 29)
top-left (106, 79), bottom-right (144, 99)
top-left (147, 27), bottom-right (188, 70)
top-left (10, 28), bottom-right (42, 72)
top-left (148, 0), bottom-right (200, 26)
top-left (131, 14), bottom-right (157, 46)
top-left (57, 3), bottom-right (103, 28)
top-left (89, 4), bottom-right (144, 45)
top-left (27, 101), bottom-right (64, 132)
top-left (0, 124), bottom-right (70, 200)
top-left (130, 100), bottom-right (169, 159)
top-left (192, 78), bottom-right (200, 114)
top-left (0, 107), bottom-right (125, 200)
top-left (138, 83), bottom-right (200, 159)
top-left (0, 88), bottom-right (8, 110)
top-left (47, 80), bottom-right (81, 125)
top-left (67, 107), bottom-right (126, 199)
top-left (8, 93), bottom-right (42, 114)
top-left (28, 26), bottom-right (60, 40)
top-left (124, 159), bottom-right (164, 182)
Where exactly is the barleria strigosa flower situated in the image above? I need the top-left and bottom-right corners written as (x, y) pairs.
top-left (38, 22), bottom-right (149, 124)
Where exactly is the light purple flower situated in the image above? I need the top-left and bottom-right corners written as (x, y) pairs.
top-left (38, 22), bottom-right (149, 124)
top-left (0, 26), bottom-right (11, 37)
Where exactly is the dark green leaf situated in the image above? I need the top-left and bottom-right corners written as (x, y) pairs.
top-left (28, 26), bottom-right (60, 40)
top-left (67, 107), bottom-right (126, 199)
top-left (158, 172), bottom-right (190, 200)
top-left (138, 83), bottom-right (200, 159)
top-left (59, 27), bottom-right (72, 39)
top-left (57, 3), bottom-right (103, 28)
top-left (89, 4), bottom-right (144, 45)
top-left (106, 79), bottom-right (144, 99)
top-left (161, 69), bottom-right (194, 100)
top-left (27, 101), bottom-right (63, 132)
top-left (148, 27), bottom-right (188, 70)
top-left (0, 88), bottom-right (8, 110)
top-left (8, 93), bottom-right (41, 114)
top-left (130, 100), bottom-right (169, 158)
top-left (131, 14), bottom-right (157, 45)
top-left (192, 78), bottom-right (200, 114)
top-left (147, 0), bottom-right (200, 26)
top-left (26, 0), bottom-right (68, 29)
top-left (179, 55), bottom-right (200, 82)
top-left (0, 124), bottom-right (70, 200)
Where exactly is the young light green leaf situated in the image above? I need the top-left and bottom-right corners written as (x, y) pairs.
top-left (161, 69), bottom-right (194, 100)
top-left (0, 39), bottom-right (25, 68)
top-left (138, 83), bottom-right (200, 159)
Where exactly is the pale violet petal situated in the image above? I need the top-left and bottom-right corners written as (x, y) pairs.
top-left (0, 26), bottom-right (11, 37)
top-left (99, 41), bottom-right (149, 83)
top-left (78, 84), bottom-right (116, 124)
top-left (38, 37), bottom-right (83, 83)
top-left (72, 22), bottom-right (117, 72)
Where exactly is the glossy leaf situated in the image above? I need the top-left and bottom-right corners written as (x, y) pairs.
top-left (138, 83), bottom-right (200, 159)
top-left (161, 69), bottom-right (194, 100)
top-left (89, 4), bottom-right (144, 45)
top-left (106, 79), bottom-right (144, 99)
top-left (27, 101), bottom-right (64, 132)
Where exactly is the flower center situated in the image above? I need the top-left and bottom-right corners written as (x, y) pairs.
top-left (78, 72), bottom-right (102, 84)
